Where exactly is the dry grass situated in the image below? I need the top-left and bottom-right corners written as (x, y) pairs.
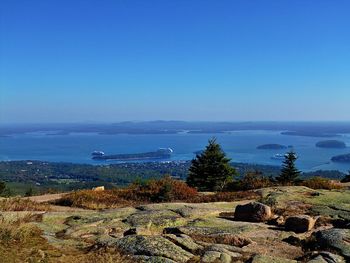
top-left (56, 189), bottom-right (133, 210)
top-left (0, 197), bottom-right (51, 211)
top-left (54, 247), bottom-right (137, 263)
top-left (0, 214), bottom-right (136, 263)
top-left (0, 214), bottom-right (52, 262)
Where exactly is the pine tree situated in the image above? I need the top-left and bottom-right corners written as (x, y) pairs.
top-left (0, 181), bottom-right (6, 196)
top-left (341, 171), bottom-right (350, 183)
top-left (187, 138), bottom-right (236, 191)
top-left (276, 151), bottom-right (301, 184)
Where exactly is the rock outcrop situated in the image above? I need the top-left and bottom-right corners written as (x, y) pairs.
top-left (32, 186), bottom-right (350, 263)
top-left (306, 251), bottom-right (345, 263)
top-left (115, 235), bottom-right (194, 262)
top-left (312, 229), bottom-right (350, 260)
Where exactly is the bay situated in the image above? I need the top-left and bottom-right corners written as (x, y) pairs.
top-left (1, 130), bottom-right (350, 172)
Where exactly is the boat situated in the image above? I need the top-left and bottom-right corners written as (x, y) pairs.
top-left (271, 153), bottom-right (286, 160)
top-left (91, 151), bottom-right (105, 156)
top-left (271, 152), bottom-right (298, 160)
top-left (92, 148), bottom-right (173, 161)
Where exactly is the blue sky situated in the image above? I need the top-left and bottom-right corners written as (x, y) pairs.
top-left (1, 0), bottom-right (350, 123)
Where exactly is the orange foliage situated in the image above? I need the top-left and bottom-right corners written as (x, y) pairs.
top-left (300, 177), bottom-right (342, 190)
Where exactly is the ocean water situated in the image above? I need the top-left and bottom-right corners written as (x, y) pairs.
top-left (1, 130), bottom-right (350, 172)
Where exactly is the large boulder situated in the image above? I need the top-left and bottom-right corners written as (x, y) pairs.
top-left (234, 202), bottom-right (272, 222)
top-left (285, 215), bottom-right (316, 233)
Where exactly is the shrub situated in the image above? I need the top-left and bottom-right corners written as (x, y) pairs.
top-left (0, 181), bottom-right (6, 195)
top-left (148, 176), bottom-right (198, 201)
top-left (57, 176), bottom-right (198, 209)
top-left (301, 177), bottom-right (342, 190)
top-left (117, 176), bottom-right (198, 203)
top-left (341, 171), bottom-right (350, 183)
top-left (56, 176), bottom-right (261, 209)
top-left (238, 171), bottom-right (272, 190)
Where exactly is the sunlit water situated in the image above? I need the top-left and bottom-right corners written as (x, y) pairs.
top-left (1, 130), bottom-right (350, 172)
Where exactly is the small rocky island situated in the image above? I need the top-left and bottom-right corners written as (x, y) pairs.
top-left (257, 144), bottom-right (288, 150)
top-left (316, 140), bottom-right (346, 149)
top-left (331, 153), bottom-right (350, 163)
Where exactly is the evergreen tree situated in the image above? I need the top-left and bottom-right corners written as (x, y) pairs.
top-left (24, 187), bottom-right (34, 197)
top-left (341, 171), bottom-right (350, 183)
top-left (0, 181), bottom-right (6, 196)
top-left (187, 138), bottom-right (236, 191)
top-left (276, 151), bottom-right (300, 184)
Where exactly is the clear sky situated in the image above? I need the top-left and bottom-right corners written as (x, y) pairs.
top-left (1, 0), bottom-right (349, 123)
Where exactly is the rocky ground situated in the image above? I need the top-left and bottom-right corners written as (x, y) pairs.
top-left (2, 186), bottom-right (350, 263)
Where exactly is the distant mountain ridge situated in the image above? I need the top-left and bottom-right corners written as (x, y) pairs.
top-left (1, 121), bottom-right (350, 137)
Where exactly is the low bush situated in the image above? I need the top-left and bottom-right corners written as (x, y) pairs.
top-left (341, 171), bottom-right (350, 183)
top-left (300, 177), bottom-right (342, 190)
top-left (238, 171), bottom-right (273, 190)
top-left (57, 176), bottom-right (198, 209)
top-left (119, 176), bottom-right (198, 202)
top-left (56, 176), bottom-right (261, 209)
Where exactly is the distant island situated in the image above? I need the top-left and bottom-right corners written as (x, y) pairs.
top-left (281, 131), bottom-right (338, 137)
top-left (316, 140), bottom-right (346, 149)
top-left (92, 148), bottom-right (173, 161)
top-left (257, 144), bottom-right (288, 150)
top-left (331, 153), bottom-right (350, 163)
top-left (2, 121), bottom-right (350, 137)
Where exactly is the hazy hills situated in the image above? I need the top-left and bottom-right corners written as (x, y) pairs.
top-left (2, 121), bottom-right (350, 137)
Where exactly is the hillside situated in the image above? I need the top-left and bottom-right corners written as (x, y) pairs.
top-left (1, 185), bottom-right (349, 262)
top-left (0, 161), bottom-right (346, 195)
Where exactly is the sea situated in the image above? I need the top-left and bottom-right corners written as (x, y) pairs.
top-left (1, 130), bottom-right (350, 172)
